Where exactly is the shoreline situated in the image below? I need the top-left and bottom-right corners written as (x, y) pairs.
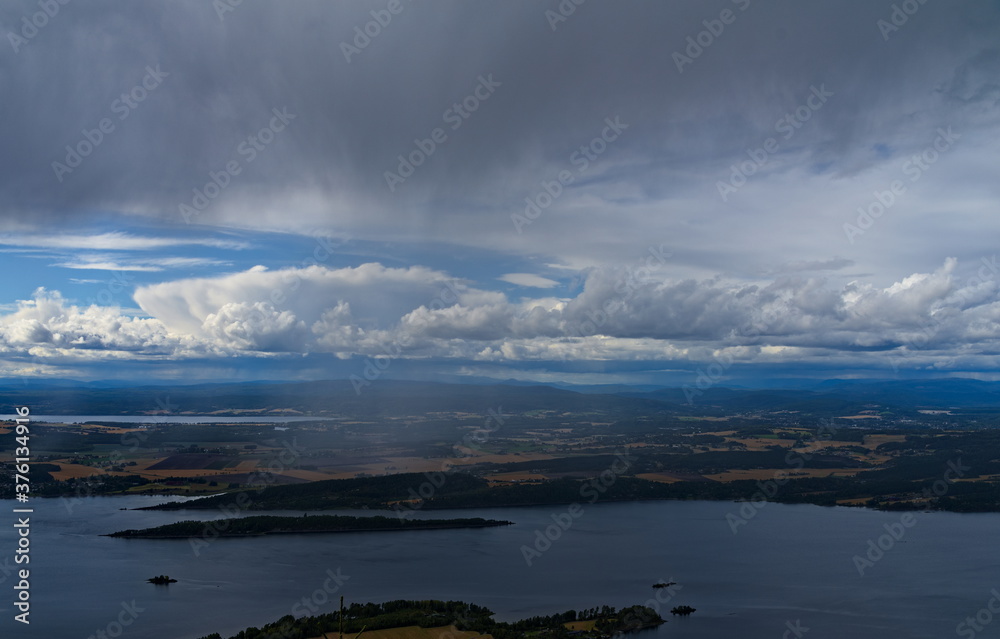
top-left (104, 517), bottom-right (514, 539)
top-left (13, 491), bottom-right (995, 515)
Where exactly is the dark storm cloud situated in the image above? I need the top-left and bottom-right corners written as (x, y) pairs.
top-left (1, 0), bottom-right (996, 240)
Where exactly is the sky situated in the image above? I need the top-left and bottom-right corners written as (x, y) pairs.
top-left (0, 0), bottom-right (999, 387)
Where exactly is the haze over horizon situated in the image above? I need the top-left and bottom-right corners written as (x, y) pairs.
top-left (1, 1), bottom-right (999, 385)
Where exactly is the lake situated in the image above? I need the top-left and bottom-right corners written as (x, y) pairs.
top-left (0, 415), bottom-right (327, 425)
top-left (0, 496), bottom-right (997, 638)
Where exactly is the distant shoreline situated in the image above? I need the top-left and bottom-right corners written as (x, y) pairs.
top-left (105, 514), bottom-right (513, 539)
top-left (0, 414), bottom-right (324, 424)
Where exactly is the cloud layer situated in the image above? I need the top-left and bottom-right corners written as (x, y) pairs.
top-left (2, 1), bottom-right (998, 279)
top-left (1, 1), bottom-right (998, 382)
top-left (2, 259), bottom-right (999, 380)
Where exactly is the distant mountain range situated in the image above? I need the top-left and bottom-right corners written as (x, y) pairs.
top-left (3, 377), bottom-right (1000, 417)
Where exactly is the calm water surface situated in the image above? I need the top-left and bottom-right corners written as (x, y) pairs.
top-left (0, 414), bottom-right (325, 424)
top-left (1, 496), bottom-right (997, 639)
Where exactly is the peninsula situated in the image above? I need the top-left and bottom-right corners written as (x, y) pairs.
top-left (106, 514), bottom-right (512, 539)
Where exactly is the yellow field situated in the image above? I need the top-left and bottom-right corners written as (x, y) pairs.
top-left (703, 468), bottom-right (861, 482)
top-left (276, 468), bottom-right (339, 481)
top-left (138, 468), bottom-right (233, 478)
top-left (310, 625), bottom-right (487, 639)
top-left (635, 472), bottom-right (685, 484)
top-left (79, 425), bottom-right (149, 435)
top-left (351, 456), bottom-right (457, 475)
top-left (125, 482), bottom-right (228, 494)
top-left (727, 437), bottom-right (798, 451)
top-left (307, 471), bottom-right (361, 480)
top-left (862, 434), bottom-right (906, 449)
top-left (565, 620), bottom-right (597, 631)
top-left (957, 474), bottom-right (1000, 483)
top-left (45, 452), bottom-right (550, 484)
top-left (47, 460), bottom-right (247, 484)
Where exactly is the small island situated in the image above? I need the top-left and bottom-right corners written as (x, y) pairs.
top-left (106, 514), bottom-right (513, 539)
top-left (652, 581), bottom-right (676, 588)
top-left (194, 600), bottom-right (663, 639)
top-left (670, 605), bottom-right (696, 616)
top-left (147, 575), bottom-right (177, 585)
